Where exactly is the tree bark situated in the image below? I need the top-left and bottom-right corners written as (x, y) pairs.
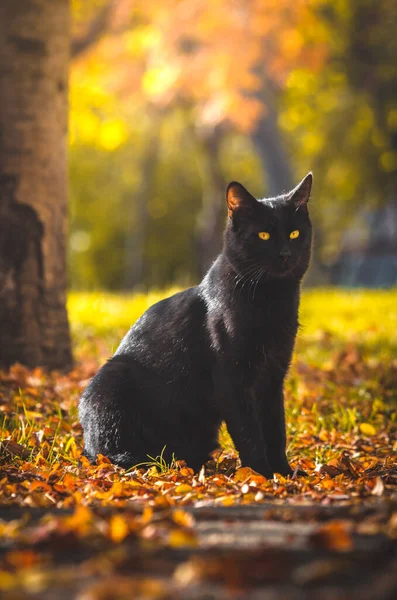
top-left (0, 0), bottom-right (72, 370)
top-left (124, 126), bottom-right (160, 290)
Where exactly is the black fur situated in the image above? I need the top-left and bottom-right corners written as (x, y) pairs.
top-left (79, 173), bottom-right (313, 477)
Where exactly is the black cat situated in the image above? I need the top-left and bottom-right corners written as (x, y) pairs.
top-left (79, 173), bottom-right (313, 478)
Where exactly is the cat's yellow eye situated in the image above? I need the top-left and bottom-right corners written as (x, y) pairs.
top-left (258, 231), bottom-right (270, 240)
top-left (290, 230), bottom-right (300, 239)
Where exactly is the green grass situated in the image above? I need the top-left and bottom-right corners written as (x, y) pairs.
top-left (69, 288), bottom-right (397, 349)
top-left (68, 289), bottom-right (180, 360)
top-left (297, 288), bottom-right (397, 365)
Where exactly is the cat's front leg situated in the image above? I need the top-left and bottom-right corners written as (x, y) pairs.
top-left (261, 383), bottom-right (293, 477)
top-left (221, 392), bottom-right (273, 478)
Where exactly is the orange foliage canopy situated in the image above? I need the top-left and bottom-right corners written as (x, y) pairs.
top-left (72, 0), bottom-right (328, 132)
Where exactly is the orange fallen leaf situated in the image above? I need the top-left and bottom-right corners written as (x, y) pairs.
top-left (5, 550), bottom-right (41, 569)
top-left (29, 481), bottom-right (53, 493)
top-left (233, 467), bottom-right (266, 483)
top-left (109, 514), bottom-right (129, 543)
top-left (309, 520), bottom-right (353, 551)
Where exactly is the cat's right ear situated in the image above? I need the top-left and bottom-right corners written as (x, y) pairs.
top-left (226, 182), bottom-right (257, 219)
top-left (288, 172), bottom-right (313, 211)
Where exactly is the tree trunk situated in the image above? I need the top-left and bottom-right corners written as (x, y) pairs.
top-left (250, 86), bottom-right (294, 196)
top-left (0, 0), bottom-right (72, 370)
top-left (124, 126), bottom-right (160, 290)
top-left (195, 128), bottom-right (227, 275)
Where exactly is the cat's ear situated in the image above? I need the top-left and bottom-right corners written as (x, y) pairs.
top-left (226, 182), bottom-right (257, 218)
top-left (288, 172), bottom-right (312, 211)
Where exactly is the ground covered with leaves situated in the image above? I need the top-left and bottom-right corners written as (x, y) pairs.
top-left (1, 289), bottom-right (396, 598)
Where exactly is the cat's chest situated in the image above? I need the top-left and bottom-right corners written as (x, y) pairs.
top-left (211, 302), bottom-right (298, 356)
top-left (231, 296), bottom-right (296, 334)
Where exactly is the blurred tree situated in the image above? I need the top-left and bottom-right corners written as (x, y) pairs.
top-left (343, 0), bottom-right (397, 216)
top-left (124, 113), bottom-right (161, 289)
top-left (0, 1), bottom-right (72, 368)
top-left (71, 0), bottom-right (115, 59)
top-left (70, 0), bottom-right (327, 278)
top-left (280, 0), bottom-right (397, 272)
top-left (194, 125), bottom-right (227, 273)
top-left (131, 0), bottom-right (326, 270)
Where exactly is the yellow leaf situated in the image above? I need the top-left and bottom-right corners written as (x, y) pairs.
top-left (321, 479), bottom-right (335, 491)
top-left (66, 505), bottom-right (93, 530)
top-left (360, 423), bottom-right (376, 436)
top-left (109, 515), bottom-right (129, 543)
top-left (220, 496), bottom-right (235, 506)
top-left (0, 570), bottom-right (17, 590)
top-left (172, 509), bottom-right (194, 528)
top-left (168, 529), bottom-right (197, 548)
top-left (141, 506), bottom-right (153, 524)
top-left (174, 484), bottom-right (193, 494)
top-left (25, 410), bottom-right (43, 419)
top-left (108, 481), bottom-right (124, 497)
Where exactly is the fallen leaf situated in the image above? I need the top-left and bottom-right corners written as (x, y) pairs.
top-left (370, 477), bottom-right (385, 496)
top-left (309, 521), bottom-right (353, 551)
top-left (168, 529), bottom-right (197, 548)
top-left (360, 423), bottom-right (376, 436)
top-left (174, 484), bottom-right (193, 494)
top-left (0, 440), bottom-right (30, 459)
top-left (109, 514), bottom-right (129, 543)
top-left (172, 509), bottom-right (195, 528)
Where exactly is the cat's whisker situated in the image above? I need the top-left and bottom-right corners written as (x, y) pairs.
top-left (252, 267), bottom-right (268, 301)
top-left (251, 266), bottom-right (266, 301)
top-left (233, 263), bottom-right (263, 292)
top-left (238, 265), bottom-right (261, 295)
top-left (233, 261), bottom-right (261, 281)
top-left (244, 265), bottom-right (264, 299)
top-left (246, 267), bottom-right (260, 299)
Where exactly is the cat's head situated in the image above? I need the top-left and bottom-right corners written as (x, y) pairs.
top-left (224, 173), bottom-right (313, 282)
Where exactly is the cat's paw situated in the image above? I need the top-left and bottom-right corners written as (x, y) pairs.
top-left (270, 462), bottom-right (293, 478)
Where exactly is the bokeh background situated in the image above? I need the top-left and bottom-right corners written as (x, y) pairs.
top-left (69, 0), bottom-right (397, 291)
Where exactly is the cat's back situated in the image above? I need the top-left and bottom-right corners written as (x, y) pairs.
top-left (80, 285), bottom-right (212, 419)
top-left (115, 286), bottom-right (209, 359)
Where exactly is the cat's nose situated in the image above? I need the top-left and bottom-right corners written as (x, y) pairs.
top-left (279, 250), bottom-right (291, 262)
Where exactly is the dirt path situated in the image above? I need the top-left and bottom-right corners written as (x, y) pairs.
top-left (1, 499), bottom-right (396, 599)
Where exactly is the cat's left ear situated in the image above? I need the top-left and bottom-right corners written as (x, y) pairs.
top-left (226, 182), bottom-right (257, 218)
top-left (288, 172), bottom-right (313, 211)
